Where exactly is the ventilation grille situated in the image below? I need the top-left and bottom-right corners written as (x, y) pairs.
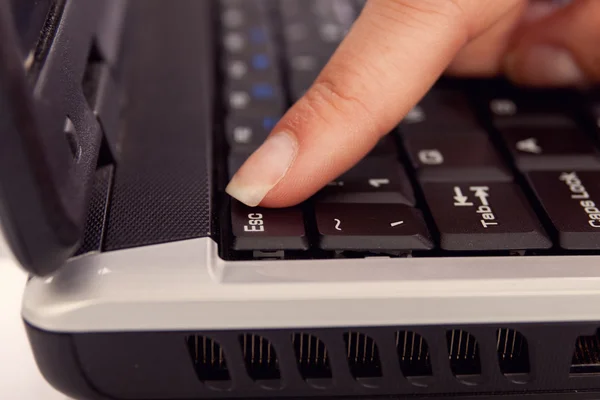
top-left (292, 333), bottom-right (332, 380)
top-left (497, 329), bottom-right (530, 376)
top-left (396, 331), bottom-right (432, 377)
top-left (240, 334), bottom-right (280, 381)
top-left (571, 329), bottom-right (600, 374)
top-left (178, 324), bottom-right (600, 396)
top-left (446, 330), bottom-right (481, 377)
top-left (186, 336), bottom-right (229, 382)
top-left (344, 332), bottom-right (382, 378)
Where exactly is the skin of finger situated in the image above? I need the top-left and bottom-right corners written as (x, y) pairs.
top-left (506, 0), bottom-right (600, 84)
top-left (446, 0), bottom-right (527, 77)
top-left (258, 0), bottom-right (519, 208)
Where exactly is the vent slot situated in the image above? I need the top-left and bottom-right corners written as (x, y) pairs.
top-left (446, 330), bottom-right (482, 378)
top-left (240, 334), bottom-right (281, 381)
top-left (292, 333), bottom-right (332, 380)
top-left (496, 329), bottom-right (530, 378)
top-left (186, 336), bottom-right (230, 382)
top-left (395, 331), bottom-right (432, 377)
top-left (344, 332), bottom-right (382, 378)
top-left (571, 329), bottom-right (600, 375)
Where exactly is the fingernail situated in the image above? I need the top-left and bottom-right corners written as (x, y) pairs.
top-left (226, 131), bottom-right (298, 207)
top-left (506, 46), bottom-right (586, 87)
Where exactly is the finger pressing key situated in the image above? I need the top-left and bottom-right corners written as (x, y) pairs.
top-left (226, 0), bottom-right (523, 208)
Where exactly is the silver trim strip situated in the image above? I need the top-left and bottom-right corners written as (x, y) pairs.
top-left (22, 238), bottom-right (600, 333)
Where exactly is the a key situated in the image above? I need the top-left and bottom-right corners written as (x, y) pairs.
top-left (370, 135), bottom-right (399, 157)
top-left (479, 82), bottom-right (577, 128)
top-left (226, 114), bottom-right (280, 151)
top-left (230, 200), bottom-right (309, 251)
top-left (225, 81), bottom-right (286, 115)
top-left (499, 125), bottom-right (600, 171)
top-left (404, 132), bottom-right (512, 182)
top-left (222, 19), bottom-right (276, 58)
top-left (421, 182), bottom-right (551, 251)
top-left (221, 1), bottom-right (270, 30)
top-left (224, 52), bottom-right (280, 82)
top-left (317, 158), bottom-right (415, 205)
top-left (527, 171), bottom-right (600, 249)
top-left (399, 87), bottom-right (484, 136)
top-left (315, 203), bottom-right (433, 251)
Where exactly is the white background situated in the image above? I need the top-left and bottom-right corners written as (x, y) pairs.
top-left (0, 261), bottom-right (68, 399)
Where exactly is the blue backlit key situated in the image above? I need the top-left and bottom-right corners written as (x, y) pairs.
top-left (225, 81), bottom-right (285, 115)
top-left (252, 53), bottom-right (271, 70)
top-left (252, 83), bottom-right (275, 100)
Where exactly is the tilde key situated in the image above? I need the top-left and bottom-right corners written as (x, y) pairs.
top-left (421, 182), bottom-right (551, 251)
top-left (315, 203), bottom-right (433, 251)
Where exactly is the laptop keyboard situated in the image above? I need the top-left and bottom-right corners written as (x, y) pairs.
top-left (218, 0), bottom-right (600, 260)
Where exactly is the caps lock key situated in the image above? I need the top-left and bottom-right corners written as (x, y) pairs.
top-left (528, 171), bottom-right (600, 249)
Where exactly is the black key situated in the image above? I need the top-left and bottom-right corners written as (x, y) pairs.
top-left (527, 171), bottom-right (600, 249)
top-left (480, 83), bottom-right (576, 128)
top-left (221, 2), bottom-right (269, 31)
top-left (499, 125), bottom-right (600, 171)
top-left (421, 182), bottom-right (551, 251)
top-left (222, 27), bottom-right (276, 57)
top-left (225, 81), bottom-right (286, 115)
top-left (226, 114), bottom-right (280, 151)
top-left (224, 51), bottom-right (281, 83)
top-left (315, 203), bottom-right (433, 251)
top-left (404, 132), bottom-right (512, 182)
top-left (399, 88), bottom-right (483, 136)
top-left (318, 158), bottom-right (415, 205)
top-left (370, 135), bottom-right (399, 157)
top-left (230, 201), bottom-right (308, 251)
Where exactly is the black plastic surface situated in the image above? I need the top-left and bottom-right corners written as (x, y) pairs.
top-left (74, 165), bottom-right (113, 257)
top-left (25, 323), bottom-right (110, 400)
top-left (24, 320), bottom-right (600, 400)
top-left (0, 0), bottom-right (125, 276)
top-left (10, 0), bottom-right (53, 57)
top-left (102, 0), bottom-right (214, 251)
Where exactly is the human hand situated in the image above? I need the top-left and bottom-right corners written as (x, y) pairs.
top-left (226, 0), bottom-right (600, 208)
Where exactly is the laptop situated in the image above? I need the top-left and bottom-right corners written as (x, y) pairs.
top-left (3, 0), bottom-right (600, 399)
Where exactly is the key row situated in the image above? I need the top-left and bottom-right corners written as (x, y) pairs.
top-left (229, 164), bottom-right (600, 253)
top-left (401, 86), bottom-right (600, 181)
top-left (220, 0), bottom-right (360, 157)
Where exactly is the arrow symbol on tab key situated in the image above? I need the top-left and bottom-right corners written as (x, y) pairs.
top-left (369, 179), bottom-right (390, 188)
top-left (471, 186), bottom-right (490, 206)
top-left (516, 138), bottom-right (542, 154)
top-left (390, 221), bottom-right (404, 227)
top-left (453, 187), bottom-right (473, 207)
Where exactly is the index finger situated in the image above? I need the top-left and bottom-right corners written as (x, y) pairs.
top-left (227, 0), bottom-right (523, 207)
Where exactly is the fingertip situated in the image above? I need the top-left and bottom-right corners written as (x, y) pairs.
top-left (225, 131), bottom-right (299, 207)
